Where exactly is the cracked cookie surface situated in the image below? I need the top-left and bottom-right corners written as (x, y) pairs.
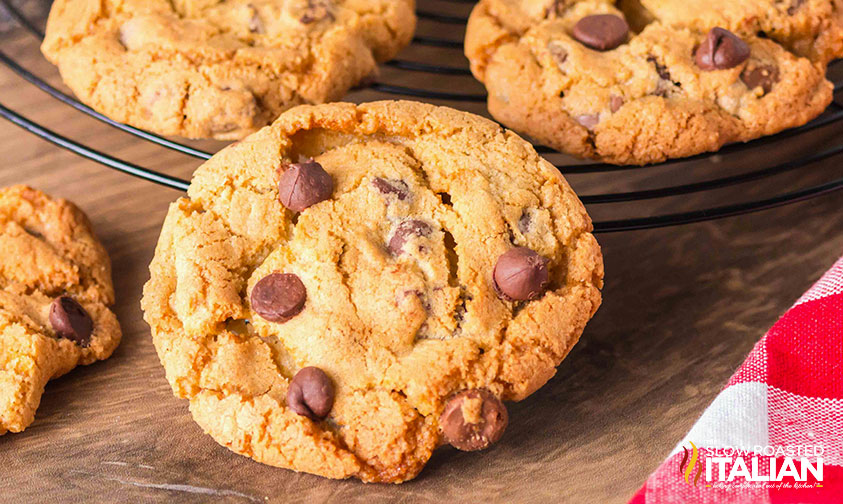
top-left (465, 0), bottom-right (838, 165)
top-left (41, 0), bottom-right (416, 140)
top-left (141, 100), bottom-right (603, 482)
top-left (0, 186), bottom-right (121, 435)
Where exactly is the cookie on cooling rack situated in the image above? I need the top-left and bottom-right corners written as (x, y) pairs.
top-left (40, 0), bottom-right (415, 140)
top-left (0, 186), bottom-right (121, 435)
top-left (465, 0), bottom-right (838, 165)
top-left (141, 100), bottom-right (603, 482)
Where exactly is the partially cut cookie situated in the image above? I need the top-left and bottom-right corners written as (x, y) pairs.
top-left (41, 0), bottom-right (416, 140)
top-left (466, 0), bottom-right (838, 165)
top-left (0, 186), bottom-right (121, 435)
top-left (142, 101), bottom-right (603, 482)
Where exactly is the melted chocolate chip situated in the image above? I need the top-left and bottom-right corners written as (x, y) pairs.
top-left (576, 114), bottom-right (600, 130)
top-left (609, 95), bottom-right (624, 113)
top-left (545, 0), bottom-right (565, 17)
top-left (300, 0), bottom-right (334, 23)
top-left (441, 389), bottom-right (508, 451)
top-left (389, 220), bottom-right (432, 255)
top-left (372, 177), bottom-right (409, 201)
top-left (694, 27), bottom-right (750, 70)
top-left (740, 64), bottom-right (779, 94)
top-left (572, 14), bottom-right (629, 51)
top-left (493, 247), bottom-right (550, 301)
top-left (652, 82), bottom-right (670, 97)
top-left (287, 367), bottom-right (334, 420)
top-left (648, 56), bottom-right (672, 81)
top-left (248, 5), bottom-right (264, 33)
top-left (787, 0), bottom-right (805, 15)
top-left (647, 56), bottom-right (680, 96)
top-left (49, 296), bottom-right (93, 347)
top-left (278, 159), bottom-right (334, 212)
top-left (251, 273), bottom-right (306, 322)
top-left (23, 226), bottom-right (43, 239)
top-left (518, 211), bottom-right (532, 234)
top-left (549, 43), bottom-right (568, 68)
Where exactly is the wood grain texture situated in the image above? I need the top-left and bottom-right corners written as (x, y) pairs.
top-left (1, 1), bottom-right (842, 502)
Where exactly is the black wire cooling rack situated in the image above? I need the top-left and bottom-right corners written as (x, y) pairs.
top-left (1, 0), bottom-right (842, 233)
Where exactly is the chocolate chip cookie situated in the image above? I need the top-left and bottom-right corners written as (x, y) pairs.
top-left (41, 0), bottom-right (416, 140)
top-left (0, 186), bottom-right (121, 435)
top-left (141, 100), bottom-right (603, 482)
top-left (465, 0), bottom-right (838, 165)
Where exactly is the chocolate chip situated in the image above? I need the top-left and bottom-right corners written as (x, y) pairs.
top-left (694, 27), bottom-right (750, 70)
top-left (652, 82), bottom-right (670, 97)
top-left (787, 0), bottom-right (805, 15)
top-left (648, 56), bottom-right (680, 96)
top-left (248, 14), bottom-right (264, 33)
top-left (389, 220), bottom-right (432, 255)
top-left (610, 95), bottom-right (624, 112)
top-left (372, 177), bottom-right (409, 201)
top-left (287, 367), bottom-right (334, 420)
top-left (300, 0), bottom-right (334, 24)
top-left (493, 247), bottom-right (550, 301)
top-left (441, 389), bottom-right (508, 451)
top-left (548, 43), bottom-right (568, 68)
top-left (741, 64), bottom-right (779, 94)
top-left (49, 296), bottom-right (93, 347)
top-left (23, 226), bottom-right (43, 239)
top-left (576, 114), bottom-right (600, 130)
top-left (648, 56), bottom-right (672, 81)
top-left (545, 0), bottom-right (565, 17)
top-left (251, 273), bottom-right (306, 322)
top-left (518, 211), bottom-right (532, 234)
top-left (278, 159), bottom-right (334, 212)
top-left (572, 14), bottom-right (629, 51)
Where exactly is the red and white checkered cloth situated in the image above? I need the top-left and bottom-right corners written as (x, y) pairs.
top-left (629, 256), bottom-right (843, 504)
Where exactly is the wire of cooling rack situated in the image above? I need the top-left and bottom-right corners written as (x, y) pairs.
top-left (1, 0), bottom-right (842, 233)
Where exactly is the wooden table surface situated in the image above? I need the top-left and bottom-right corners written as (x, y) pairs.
top-left (1, 1), bottom-right (842, 502)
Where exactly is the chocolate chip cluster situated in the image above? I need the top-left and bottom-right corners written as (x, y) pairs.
top-left (246, 158), bottom-right (558, 451)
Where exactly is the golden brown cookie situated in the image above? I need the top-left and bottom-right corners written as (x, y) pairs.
top-left (0, 186), bottom-right (121, 435)
top-left (637, 0), bottom-right (843, 64)
top-left (41, 0), bottom-right (416, 140)
top-left (141, 100), bottom-right (603, 482)
top-left (465, 0), bottom-right (837, 165)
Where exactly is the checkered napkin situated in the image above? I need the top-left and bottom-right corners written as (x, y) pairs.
top-left (629, 256), bottom-right (843, 503)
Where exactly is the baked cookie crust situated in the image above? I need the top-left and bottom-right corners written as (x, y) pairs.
top-left (465, 0), bottom-right (838, 165)
top-left (141, 100), bottom-right (603, 482)
top-left (41, 0), bottom-right (416, 140)
top-left (0, 186), bottom-right (121, 435)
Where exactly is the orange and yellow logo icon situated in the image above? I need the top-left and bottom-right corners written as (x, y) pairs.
top-left (679, 442), bottom-right (704, 486)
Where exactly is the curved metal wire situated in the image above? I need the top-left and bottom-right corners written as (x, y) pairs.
top-left (592, 177), bottom-right (843, 233)
top-left (1, 0), bottom-right (842, 232)
top-left (385, 60), bottom-right (473, 76)
top-left (1, 0), bottom-right (43, 38)
top-left (369, 83), bottom-right (486, 101)
top-left (416, 10), bottom-right (469, 24)
top-left (580, 143), bottom-right (843, 204)
top-left (412, 36), bottom-right (463, 49)
top-left (0, 103), bottom-right (190, 191)
top-left (7, 98), bottom-right (840, 232)
top-left (0, 51), bottom-right (213, 160)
